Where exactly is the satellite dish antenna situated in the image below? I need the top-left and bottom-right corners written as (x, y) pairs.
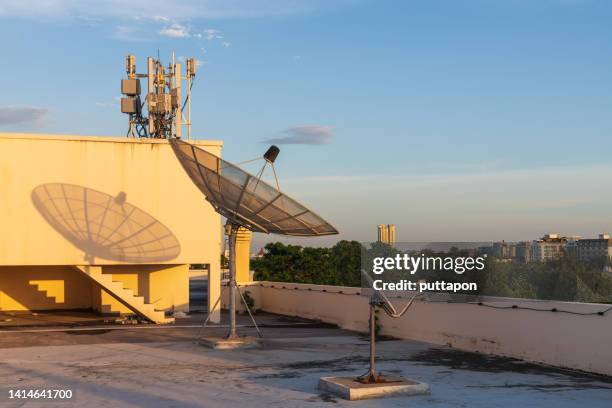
top-left (171, 140), bottom-right (338, 341)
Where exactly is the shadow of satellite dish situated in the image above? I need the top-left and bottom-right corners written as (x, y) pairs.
top-left (31, 183), bottom-right (181, 263)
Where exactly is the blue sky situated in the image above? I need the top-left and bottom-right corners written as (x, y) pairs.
top-left (1, 0), bottom-right (611, 247)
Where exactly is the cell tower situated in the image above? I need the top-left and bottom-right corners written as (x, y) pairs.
top-left (120, 52), bottom-right (196, 140)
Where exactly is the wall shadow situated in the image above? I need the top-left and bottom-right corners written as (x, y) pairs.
top-left (31, 183), bottom-right (181, 263)
top-left (0, 265), bottom-right (92, 311)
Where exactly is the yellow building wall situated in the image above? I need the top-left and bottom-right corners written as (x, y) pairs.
top-left (235, 228), bottom-right (252, 282)
top-left (149, 264), bottom-right (189, 312)
top-left (0, 265), bottom-right (188, 314)
top-left (0, 266), bottom-right (92, 311)
top-left (0, 133), bottom-right (222, 315)
top-left (0, 133), bottom-right (222, 267)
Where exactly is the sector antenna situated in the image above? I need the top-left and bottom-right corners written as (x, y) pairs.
top-left (171, 139), bottom-right (338, 340)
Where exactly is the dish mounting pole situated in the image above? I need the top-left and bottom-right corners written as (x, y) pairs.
top-left (226, 221), bottom-right (239, 339)
top-left (224, 220), bottom-right (262, 340)
top-left (358, 270), bottom-right (423, 384)
top-left (359, 295), bottom-right (382, 383)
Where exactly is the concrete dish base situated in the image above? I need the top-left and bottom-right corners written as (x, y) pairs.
top-left (199, 336), bottom-right (261, 350)
top-left (318, 376), bottom-right (429, 401)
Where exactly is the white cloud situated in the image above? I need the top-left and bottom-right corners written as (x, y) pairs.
top-left (159, 23), bottom-right (189, 38)
top-left (203, 28), bottom-right (221, 40)
top-left (263, 125), bottom-right (334, 145)
top-left (151, 15), bottom-right (169, 22)
top-left (222, 41), bottom-right (231, 47)
top-left (0, 106), bottom-right (49, 127)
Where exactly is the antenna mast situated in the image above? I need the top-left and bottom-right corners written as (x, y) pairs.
top-left (120, 53), bottom-right (197, 139)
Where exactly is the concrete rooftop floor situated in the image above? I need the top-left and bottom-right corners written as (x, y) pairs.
top-left (0, 312), bottom-right (611, 407)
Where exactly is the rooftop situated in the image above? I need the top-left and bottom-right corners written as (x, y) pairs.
top-left (0, 312), bottom-right (610, 407)
top-left (0, 132), bottom-right (223, 146)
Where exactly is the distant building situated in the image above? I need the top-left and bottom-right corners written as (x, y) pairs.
top-left (251, 249), bottom-right (265, 259)
top-left (377, 224), bottom-right (396, 246)
top-left (577, 234), bottom-right (612, 262)
top-left (486, 233), bottom-right (612, 264)
top-left (515, 242), bottom-right (532, 264)
top-left (477, 245), bottom-right (495, 257)
top-left (377, 224), bottom-right (387, 243)
top-left (531, 233), bottom-right (567, 262)
top-left (563, 236), bottom-right (581, 258)
top-left (492, 241), bottom-right (516, 259)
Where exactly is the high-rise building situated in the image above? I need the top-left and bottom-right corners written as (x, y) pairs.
top-left (577, 234), bottom-right (612, 262)
top-left (563, 236), bottom-right (581, 258)
top-left (492, 241), bottom-right (516, 259)
top-left (531, 233), bottom-right (567, 262)
top-left (388, 224), bottom-right (396, 246)
top-left (515, 242), bottom-right (532, 264)
top-left (377, 224), bottom-right (395, 246)
top-left (377, 224), bottom-right (388, 244)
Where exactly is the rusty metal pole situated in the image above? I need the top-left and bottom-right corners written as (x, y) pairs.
top-left (369, 301), bottom-right (376, 379)
top-left (357, 298), bottom-right (378, 383)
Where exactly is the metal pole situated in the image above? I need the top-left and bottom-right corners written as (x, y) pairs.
top-left (227, 224), bottom-right (238, 339)
top-left (236, 284), bottom-right (263, 338)
top-left (357, 298), bottom-right (378, 384)
top-left (187, 72), bottom-right (191, 142)
top-left (147, 57), bottom-right (155, 137)
top-left (175, 62), bottom-right (181, 139)
top-left (369, 301), bottom-right (376, 377)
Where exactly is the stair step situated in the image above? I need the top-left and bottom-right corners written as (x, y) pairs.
top-left (74, 265), bottom-right (174, 324)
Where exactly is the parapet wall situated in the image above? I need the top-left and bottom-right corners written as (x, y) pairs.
top-left (227, 281), bottom-right (612, 376)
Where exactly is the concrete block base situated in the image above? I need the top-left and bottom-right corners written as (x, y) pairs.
top-left (199, 336), bottom-right (261, 350)
top-left (318, 376), bottom-right (429, 401)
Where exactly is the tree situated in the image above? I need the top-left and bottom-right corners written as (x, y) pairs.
top-left (253, 241), bottom-right (364, 286)
top-left (252, 241), bottom-right (612, 304)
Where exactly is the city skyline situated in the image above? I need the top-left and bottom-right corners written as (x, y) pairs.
top-left (1, 0), bottom-right (611, 246)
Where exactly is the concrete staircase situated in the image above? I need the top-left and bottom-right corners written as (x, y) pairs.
top-left (74, 265), bottom-right (174, 324)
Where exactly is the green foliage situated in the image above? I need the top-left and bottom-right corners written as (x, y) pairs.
top-left (252, 240), bottom-right (361, 286)
top-left (220, 253), bottom-right (229, 269)
top-left (190, 264), bottom-right (207, 270)
top-left (241, 290), bottom-right (256, 313)
top-left (332, 240), bottom-right (363, 287)
top-left (252, 241), bottom-right (612, 304)
top-left (480, 254), bottom-right (612, 303)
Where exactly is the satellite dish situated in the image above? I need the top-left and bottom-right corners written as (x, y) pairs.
top-left (32, 183), bottom-right (181, 263)
top-left (171, 140), bottom-right (338, 237)
top-left (171, 139), bottom-right (338, 340)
